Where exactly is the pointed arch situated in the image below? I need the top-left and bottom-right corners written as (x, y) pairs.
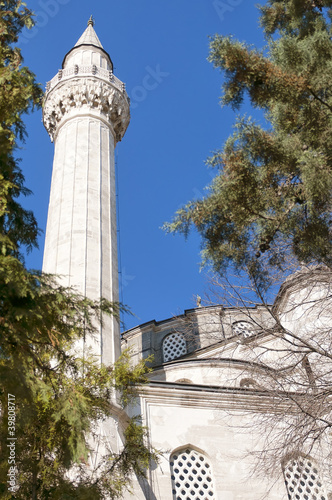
top-left (175, 378), bottom-right (193, 384)
top-left (282, 454), bottom-right (328, 500)
top-left (169, 445), bottom-right (215, 499)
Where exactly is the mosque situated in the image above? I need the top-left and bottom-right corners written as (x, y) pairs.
top-left (41, 19), bottom-right (331, 500)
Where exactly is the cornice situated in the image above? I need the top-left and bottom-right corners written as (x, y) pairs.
top-left (121, 304), bottom-right (268, 342)
top-left (138, 381), bottom-right (297, 413)
top-left (150, 356), bottom-right (276, 376)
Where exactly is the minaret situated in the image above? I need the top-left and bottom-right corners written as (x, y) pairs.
top-left (42, 18), bottom-right (130, 365)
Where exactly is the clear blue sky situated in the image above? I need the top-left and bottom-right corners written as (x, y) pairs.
top-left (20, 0), bottom-right (266, 330)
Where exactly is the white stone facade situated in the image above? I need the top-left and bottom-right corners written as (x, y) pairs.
top-left (122, 275), bottom-right (331, 499)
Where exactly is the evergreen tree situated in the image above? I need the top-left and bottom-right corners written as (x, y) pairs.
top-left (0, 0), bottom-right (41, 255)
top-left (166, 0), bottom-right (332, 285)
top-left (0, 2), bottom-right (156, 498)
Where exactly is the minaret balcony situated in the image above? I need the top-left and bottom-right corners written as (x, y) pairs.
top-left (46, 65), bottom-right (126, 94)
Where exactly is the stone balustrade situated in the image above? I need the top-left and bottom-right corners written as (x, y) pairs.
top-left (46, 65), bottom-right (126, 94)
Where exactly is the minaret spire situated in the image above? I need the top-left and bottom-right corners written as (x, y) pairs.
top-left (72, 17), bottom-right (105, 54)
top-left (42, 24), bottom-right (130, 365)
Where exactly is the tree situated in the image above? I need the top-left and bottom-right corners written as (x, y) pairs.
top-left (166, 0), bottom-right (332, 288)
top-left (0, 0), bottom-right (41, 256)
top-left (0, 2), bottom-right (157, 498)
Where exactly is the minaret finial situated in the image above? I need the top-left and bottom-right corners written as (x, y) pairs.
top-left (88, 15), bottom-right (95, 27)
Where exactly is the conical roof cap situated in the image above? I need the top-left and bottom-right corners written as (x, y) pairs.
top-left (62, 17), bottom-right (113, 70)
top-left (75, 23), bottom-right (103, 49)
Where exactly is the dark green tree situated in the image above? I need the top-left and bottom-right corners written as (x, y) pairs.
top-left (0, 2), bottom-right (156, 498)
top-left (0, 0), bottom-right (41, 255)
top-left (166, 0), bottom-right (332, 286)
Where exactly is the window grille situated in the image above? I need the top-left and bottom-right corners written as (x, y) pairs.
top-left (283, 456), bottom-right (327, 500)
top-left (170, 447), bottom-right (215, 499)
top-left (232, 320), bottom-right (255, 338)
top-left (163, 333), bottom-right (187, 362)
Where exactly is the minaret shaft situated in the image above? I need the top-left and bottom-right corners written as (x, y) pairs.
top-left (43, 118), bottom-right (120, 363)
top-left (43, 118), bottom-right (117, 299)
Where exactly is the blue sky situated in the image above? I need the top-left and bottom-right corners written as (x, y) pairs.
top-left (19, 0), bottom-right (266, 330)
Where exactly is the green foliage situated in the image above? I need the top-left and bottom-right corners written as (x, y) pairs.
top-left (0, 342), bottom-right (155, 499)
top-left (0, 1), bottom-right (40, 150)
top-left (0, 1), bottom-right (42, 257)
top-left (0, 3), bottom-right (157, 498)
top-left (113, 350), bottom-right (153, 406)
top-left (166, 0), bottom-right (332, 284)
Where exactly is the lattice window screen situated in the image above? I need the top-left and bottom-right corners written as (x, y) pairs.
top-left (232, 321), bottom-right (255, 338)
top-left (163, 333), bottom-right (187, 362)
top-left (283, 456), bottom-right (327, 500)
top-left (170, 448), bottom-right (215, 499)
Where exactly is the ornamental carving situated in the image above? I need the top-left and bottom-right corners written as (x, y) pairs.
top-left (43, 78), bottom-right (130, 143)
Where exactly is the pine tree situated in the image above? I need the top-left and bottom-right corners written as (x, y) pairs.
top-left (166, 0), bottom-right (332, 286)
top-left (0, 3), bottom-right (156, 498)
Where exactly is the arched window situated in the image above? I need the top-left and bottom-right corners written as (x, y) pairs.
top-left (232, 320), bottom-right (256, 338)
top-left (239, 378), bottom-right (257, 389)
top-left (170, 447), bottom-right (215, 499)
top-left (283, 456), bottom-right (327, 500)
top-left (163, 333), bottom-right (187, 362)
top-left (176, 378), bottom-right (193, 384)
